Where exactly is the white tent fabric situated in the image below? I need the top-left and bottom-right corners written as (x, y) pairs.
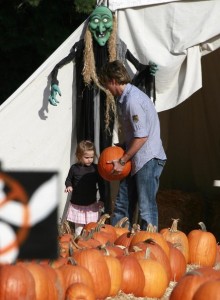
top-left (109, 0), bottom-right (182, 10)
top-left (115, 0), bottom-right (220, 111)
top-left (1, 0), bottom-right (220, 217)
top-left (0, 23), bottom-right (86, 217)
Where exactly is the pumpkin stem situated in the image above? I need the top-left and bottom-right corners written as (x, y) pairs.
top-left (67, 257), bottom-right (78, 265)
top-left (98, 214), bottom-right (110, 225)
top-left (80, 229), bottom-right (89, 238)
top-left (71, 238), bottom-right (83, 250)
top-left (59, 241), bottom-right (74, 258)
top-left (170, 218), bottom-right (180, 232)
top-left (86, 228), bottom-right (96, 240)
top-left (146, 223), bottom-right (157, 232)
top-left (114, 217), bottom-right (129, 229)
top-left (132, 245), bottom-right (142, 252)
top-left (132, 223), bottom-right (141, 233)
top-left (124, 247), bottom-right (130, 256)
top-left (97, 245), bottom-right (110, 256)
top-left (58, 220), bottom-right (72, 235)
top-left (76, 229), bottom-right (94, 241)
top-left (95, 223), bottom-right (104, 232)
top-left (198, 221), bottom-right (207, 232)
top-left (144, 247), bottom-right (152, 260)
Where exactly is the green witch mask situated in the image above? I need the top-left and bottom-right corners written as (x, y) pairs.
top-left (88, 6), bottom-right (113, 46)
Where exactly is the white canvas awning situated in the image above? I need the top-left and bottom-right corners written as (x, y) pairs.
top-left (109, 0), bottom-right (182, 10)
top-left (113, 0), bottom-right (220, 111)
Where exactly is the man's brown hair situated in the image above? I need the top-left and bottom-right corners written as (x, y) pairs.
top-left (98, 60), bottom-right (131, 86)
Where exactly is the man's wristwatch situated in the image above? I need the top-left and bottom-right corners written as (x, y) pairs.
top-left (119, 158), bottom-right (126, 166)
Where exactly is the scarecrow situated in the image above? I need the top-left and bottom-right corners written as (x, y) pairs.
top-left (48, 5), bottom-right (157, 154)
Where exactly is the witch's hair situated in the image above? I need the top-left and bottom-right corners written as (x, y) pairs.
top-left (82, 15), bottom-right (118, 130)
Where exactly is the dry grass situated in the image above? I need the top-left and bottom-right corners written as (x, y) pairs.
top-left (106, 263), bottom-right (220, 300)
top-left (106, 281), bottom-right (176, 300)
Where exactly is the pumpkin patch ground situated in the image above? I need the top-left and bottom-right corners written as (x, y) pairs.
top-left (1, 212), bottom-right (220, 300)
top-left (65, 218), bottom-right (219, 299)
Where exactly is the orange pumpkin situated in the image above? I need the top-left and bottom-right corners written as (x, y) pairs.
top-left (138, 256), bottom-right (169, 298)
top-left (130, 239), bottom-right (172, 282)
top-left (41, 264), bottom-right (65, 300)
top-left (58, 263), bottom-right (94, 292)
top-left (192, 279), bottom-right (220, 300)
top-left (119, 254), bottom-right (145, 297)
top-left (160, 218), bottom-right (189, 263)
top-left (20, 262), bottom-right (51, 300)
top-left (167, 242), bottom-right (187, 282)
top-left (92, 222), bottom-right (117, 244)
top-left (130, 224), bottom-right (170, 259)
top-left (91, 230), bottom-right (113, 245)
top-left (170, 267), bottom-right (220, 300)
top-left (83, 214), bottom-right (110, 234)
top-left (72, 248), bottom-right (111, 299)
top-left (74, 230), bottom-right (102, 249)
top-left (188, 222), bottom-right (217, 267)
top-left (0, 264), bottom-right (36, 300)
top-left (65, 282), bottom-right (96, 300)
top-left (98, 146), bottom-right (131, 181)
top-left (114, 230), bottom-right (135, 248)
top-left (104, 255), bottom-right (122, 297)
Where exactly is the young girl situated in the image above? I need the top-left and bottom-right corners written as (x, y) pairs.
top-left (64, 140), bottom-right (105, 236)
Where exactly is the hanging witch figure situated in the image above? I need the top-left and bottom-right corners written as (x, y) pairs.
top-left (48, 4), bottom-right (158, 214)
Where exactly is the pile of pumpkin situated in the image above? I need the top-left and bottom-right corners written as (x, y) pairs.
top-left (0, 216), bottom-right (220, 300)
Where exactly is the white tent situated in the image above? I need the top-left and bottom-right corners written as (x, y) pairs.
top-left (1, 0), bottom-right (220, 218)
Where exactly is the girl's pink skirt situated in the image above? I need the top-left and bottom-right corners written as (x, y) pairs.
top-left (67, 201), bottom-right (104, 224)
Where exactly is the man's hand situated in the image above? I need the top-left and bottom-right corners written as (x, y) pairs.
top-left (107, 159), bottom-right (124, 175)
top-left (48, 84), bottom-right (61, 106)
top-left (149, 61), bottom-right (159, 76)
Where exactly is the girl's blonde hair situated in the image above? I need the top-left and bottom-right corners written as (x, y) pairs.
top-left (75, 140), bottom-right (96, 162)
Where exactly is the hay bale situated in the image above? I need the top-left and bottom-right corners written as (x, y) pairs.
top-left (157, 189), bottom-right (205, 233)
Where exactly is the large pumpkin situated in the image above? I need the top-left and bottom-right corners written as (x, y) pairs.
top-left (65, 282), bottom-right (96, 300)
top-left (138, 257), bottom-right (169, 298)
top-left (98, 146), bottom-right (131, 181)
top-left (20, 262), bottom-right (51, 300)
top-left (170, 267), bottom-right (220, 300)
top-left (188, 222), bottom-right (217, 267)
top-left (58, 264), bottom-right (94, 292)
top-left (104, 255), bottom-right (122, 297)
top-left (0, 264), bottom-right (36, 300)
top-left (160, 218), bottom-right (189, 263)
top-left (192, 279), bottom-right (220, 300)
top-left (119, 255), bottom-right (145, 297)
top-left (72, 248), bottom-right (111, 299)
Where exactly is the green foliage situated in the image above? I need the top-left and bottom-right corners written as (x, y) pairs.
top-left (22, 0), bottom-right (42, 7)
top-left (0, 0), bottom-right (88, 103)
top-left (74, 0), bottom-right (96, 14)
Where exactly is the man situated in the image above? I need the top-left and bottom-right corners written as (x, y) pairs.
top-left (98, 60), bottom-right (166, 230)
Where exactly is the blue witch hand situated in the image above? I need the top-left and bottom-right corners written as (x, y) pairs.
top-left (48, 84), bottom-right (61, 106)
top-left (149, 61), bottom-right (159, 76)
